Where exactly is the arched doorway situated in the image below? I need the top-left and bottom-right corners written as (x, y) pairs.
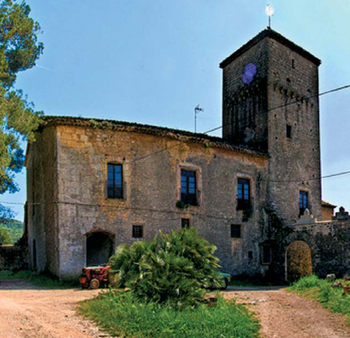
top-left (86, 232), bottom-right (114, 266)
top-left (286, 241), bottom-right (312, 283)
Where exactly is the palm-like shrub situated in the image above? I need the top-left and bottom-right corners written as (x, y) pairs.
top-left (109, 228), bottom-right (221, 308)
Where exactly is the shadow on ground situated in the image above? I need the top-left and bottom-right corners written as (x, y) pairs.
top-left (0, 278), bottom-right (89, 291)
top-left (226, 285), bottom-right (287, 291)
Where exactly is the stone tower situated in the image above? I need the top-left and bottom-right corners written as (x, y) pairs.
top-left (220, 28), bottom-right (322, 222)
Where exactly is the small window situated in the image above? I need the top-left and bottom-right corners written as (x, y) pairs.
top-left (181, 218), bottom-right (190, 229)
top-left (292, 59), bottom-right (295, 69)
top-left (299, 191), bottom-right (308, 215)
top-left (286, 125), bottom-right (292, 139)
top-left (237, 178), bottom-right (250, 210)
top-left (248, 251), bottom-right (253, 260)
top-left (107, 164), bottom-right (123, 199)
top-left (262, 246), bottom-right (271, 264)
top-left (181, 169), bottom-right (197, 206)
top-left (132, 225), bottom-right (143, 239)
top-left (231, 224), bottom-right (241, 238)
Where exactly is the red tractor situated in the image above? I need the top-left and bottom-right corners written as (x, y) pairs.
top-left (79, 266), bottom-right (112, 289)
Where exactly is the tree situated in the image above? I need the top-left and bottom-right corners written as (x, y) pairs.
top-left (0, 0), bottom-right (43, 216)
top-left (0, 227), bottom-right (11, 244)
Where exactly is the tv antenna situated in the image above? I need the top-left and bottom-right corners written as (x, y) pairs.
top-left (194, 105), bottom-right (203, 133)
top-left (265, 4), bottom-right (274, 29)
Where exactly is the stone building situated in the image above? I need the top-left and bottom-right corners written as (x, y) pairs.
top-left (26, 28), bottom-right (350, 281)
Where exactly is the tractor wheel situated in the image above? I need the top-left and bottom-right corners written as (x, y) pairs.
top-left (90, 278), bottom-right (100, 289)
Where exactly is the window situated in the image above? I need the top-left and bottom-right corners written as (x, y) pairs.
top-left (231, 224), bottom-right (241, 238)
top-left (237, 178), bottom-right (250, 210)
top-left (286, 124), bottom-right (292, 138)
top-left (292, 59), bottom-right (295, 69)
top-left (181, 169), bottom-right (197, 205)
top-left (132, 225), bottom-right (143, 239)
top-left (181, 218), bottom-right (190, 229)
top-left (107, 164), bottom-right (123, 199)
top-left (248, 251), bottom-right (253, 260)
top-left (262, 246), bottom-right (271, 264)
top-left (299, 191), bottom-right (308, 215)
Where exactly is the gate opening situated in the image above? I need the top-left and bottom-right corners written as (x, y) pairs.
top-left (286, 240), bottom-right (312, 283)
top-left (86, 232), bottom-right (113, 266)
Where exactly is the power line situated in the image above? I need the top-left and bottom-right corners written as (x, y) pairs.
top-left (203, 84), bottom-right (350, 134)
top-left (267, 170), bottom-right (350, 183)
top-left (122, 83), bottom-right (350, 165)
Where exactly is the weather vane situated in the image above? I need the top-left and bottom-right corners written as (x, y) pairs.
top-left (265, 4), bottom-right (274, 29)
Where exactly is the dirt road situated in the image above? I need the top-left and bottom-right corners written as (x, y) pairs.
top-left (224, 286), bottom-right (350, 338)
top-left (0, 279), bottom-right (109, 338)
top-left (1, 280), bottom-right (350, 338)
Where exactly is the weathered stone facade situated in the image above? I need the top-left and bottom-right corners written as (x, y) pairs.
top-left (26, 118), bottom-right (271, 278)
top-left (221, 28), bottom-right (322, 223)
top-left (26, 28), bottom-right (350, 281)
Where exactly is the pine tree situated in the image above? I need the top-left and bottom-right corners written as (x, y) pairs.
top-left (0, 1), bottom-right (43, 217)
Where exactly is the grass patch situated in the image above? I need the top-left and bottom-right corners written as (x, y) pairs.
top-left (78, 290), bottom-right (260, 338)
top-left (0, 270), bottom-right (79, 288)
top-left (289, 275), bottom-right (350, 324)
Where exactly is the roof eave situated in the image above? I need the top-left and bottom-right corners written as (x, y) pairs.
top-left (220, 28), bottom-right (321, 69)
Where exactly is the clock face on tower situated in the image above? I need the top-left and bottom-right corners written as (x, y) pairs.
top-left (242, 63), bottom-right (257, 85)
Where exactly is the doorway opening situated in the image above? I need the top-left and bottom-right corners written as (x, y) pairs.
top-left (86, 232), bottom-right (114, 266)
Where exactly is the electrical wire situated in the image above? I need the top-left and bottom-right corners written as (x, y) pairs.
top-left (203, 84), bottom-right (350, 134)
top-left (115, 83), bottom-right (350, 166)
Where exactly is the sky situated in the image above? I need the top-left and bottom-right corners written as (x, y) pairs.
top-left (2, 0), bottom-right (350, 221)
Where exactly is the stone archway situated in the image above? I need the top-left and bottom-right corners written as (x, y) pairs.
top-left (86, 232), bottom-right (114, 266)
top-left (286, 241), bottom-right (312, 283)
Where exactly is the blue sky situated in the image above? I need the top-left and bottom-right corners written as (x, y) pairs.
top-left (3, 0), bottom-right (350, 221)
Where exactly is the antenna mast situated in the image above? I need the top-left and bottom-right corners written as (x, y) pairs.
top-left (194, 105), bottom-right (203, 133)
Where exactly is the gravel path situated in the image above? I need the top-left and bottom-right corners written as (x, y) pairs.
top-left (224, 286), bottom-right (350, 338)
top-left (0, 279), bottom-right (110, 338)
top-left (1, 280), bottom-right (350, 338)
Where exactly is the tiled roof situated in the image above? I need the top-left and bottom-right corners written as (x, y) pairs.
top-left (322, 200), bottom-right (337, 208)
top-left (220, 28), bottom-right (321, 68)
top-left (41, 115), bottom-right (268, 158)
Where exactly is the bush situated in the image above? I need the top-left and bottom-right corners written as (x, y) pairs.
top-left (109, 228), bottom-right (221, 308)
top-left (78, 290), bottom-right (260, 338)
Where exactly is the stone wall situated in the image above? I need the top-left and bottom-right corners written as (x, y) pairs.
top-left (267, 36), bottom-right (322, 223)
top-left (221, 29), bottom-right (322, 224)
top-left (26, 126), bottom-right (59, 275)
top-left (221, 36), bottom-right (269, 150)
top-left (282, 208), bottom-right (350, 279)
top-left (31, 123), bottom-right (270, 278)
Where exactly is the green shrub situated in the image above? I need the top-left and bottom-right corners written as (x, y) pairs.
top-left (109, 228), bottom-right (221, 308)
top-left (78, 290), bottom-right (260, 338)
top-left (0, 228), bottom-right (12, 245)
